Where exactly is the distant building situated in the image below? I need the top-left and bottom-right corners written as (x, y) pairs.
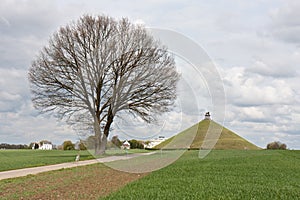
top-left (32, 142), bottom-right (39, 149)
top-left (144, 136), bottom-right (167, 149)
top-left (205, 112), bottom-right (211, 120)
top-left (39, 142), bottom-right (53, 150)
top-left (121, 140), bottom-right (130, 150)
top-left (32, 140), bottom-right (53, 150)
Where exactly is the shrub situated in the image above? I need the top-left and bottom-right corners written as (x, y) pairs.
top-left (111, 135), bottom-right (122, 148)
top-left (63, 140), bottom-right (75, 150)
top-left (128, 139), bottom-right (144, 149)
top-left (267, 141), bottom-right (287, 150)
top-left (78, 141), bottom-right (87, 150)
top-left (279, 143), bottom-right (287, 150)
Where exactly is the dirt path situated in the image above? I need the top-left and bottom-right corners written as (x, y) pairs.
top-left (0, 152), bottom-right (154, 180)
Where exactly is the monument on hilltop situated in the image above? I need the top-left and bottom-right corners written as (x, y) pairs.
top-left (204, 112), bottom-right (211, 120)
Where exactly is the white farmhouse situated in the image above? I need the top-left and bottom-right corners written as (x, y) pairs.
top-left (39, 141), bottom-right (53, 150)
top-left (144, 136), bottom-right (167, 149)
top-left (121, 140), bottom-right (130, 150)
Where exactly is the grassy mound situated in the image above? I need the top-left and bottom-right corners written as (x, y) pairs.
top-left (154, 120), bottom-right (260, 150)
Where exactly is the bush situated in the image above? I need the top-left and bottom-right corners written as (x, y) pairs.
top-left (279, 143), bottom-right (287, 150)
top-left (63, 140), bottom-right (75, 150)
top-left (111, 135), bottom-right (122, 148)
top-left (267, 141), bottom-right (287, 150)
top-left (128, 139), bottom-right (144, 149)
top-left (78, 141), bottom-right (87, 150)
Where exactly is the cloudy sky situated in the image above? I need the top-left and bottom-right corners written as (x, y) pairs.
top-left (0, 0), bottom-right (299, 149)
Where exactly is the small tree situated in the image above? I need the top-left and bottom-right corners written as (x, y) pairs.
top-left (40, 140), bottom-right (51, 145)
top-left (29, 142), bottom-right (35, 149)
top-left (111, 135), bottom-right (122, 148)
top-left (63, 140), bottom-right (75, 150)
top-left (129, 139), bottom-right (144, 149)
top-left (267, 141), bottom-right (287, 150)
top-left (279, 143), bottom-right (287, 150)
top-left (78, 140), bottom-right (87, 150)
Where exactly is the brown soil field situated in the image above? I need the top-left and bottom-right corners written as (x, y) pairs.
top-left (0, 163), bottom-right (147, 199)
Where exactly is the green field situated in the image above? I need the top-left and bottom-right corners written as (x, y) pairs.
top-left (0, 150), bottom-right (93, 171)
top-left (0, 149), bottom-right (150, 172)
top-left (1, 150), bottom-right (299, 199)
top-left (103, 150), bottom-right (300, 199)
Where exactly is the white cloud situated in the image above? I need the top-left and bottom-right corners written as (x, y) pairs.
top-left (223, 67), bottom-right (296, 107)
top-left (0, 0), bottom-right (299, 149)
top-left (242, 107), bottom-right (265, 120)
top-left (222, 64), bottom-right (300, 149)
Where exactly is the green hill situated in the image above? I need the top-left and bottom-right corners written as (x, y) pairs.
top-left (154, 119), bottom-right (260, 150)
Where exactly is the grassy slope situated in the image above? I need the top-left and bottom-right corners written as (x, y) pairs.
top-left (0, 150), bottom-right (93, 171)
top-left (103, 150), bottom-right (300, 200)
top-left (155, 120), bottom-right (260, 150)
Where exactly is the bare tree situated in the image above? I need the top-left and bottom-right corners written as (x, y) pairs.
top-left (28, 15), bottom-right (179, 154)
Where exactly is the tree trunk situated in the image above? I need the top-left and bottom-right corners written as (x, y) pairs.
top-left (98, 107), bottom-right (114, 154)
top-left (93, 117), bottom-right (102, 155)
top-left (99, 136), bottom-right (107, 155)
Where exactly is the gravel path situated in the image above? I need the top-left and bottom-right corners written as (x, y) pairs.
top-left (0, 152), bottom-right (154, 180)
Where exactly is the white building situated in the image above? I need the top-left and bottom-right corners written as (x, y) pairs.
top-left (39, 143), bottom-right (53, 150)
top-left (144, 136), bottom-right (167, 149)
top-left (121, 140), bottom-right (130, 150)
top-left (32, 140), bottom-right (53, 150)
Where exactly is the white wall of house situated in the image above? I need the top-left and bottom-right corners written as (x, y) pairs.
top-left (39, 143), bottom-right (53, 150)
top-left (121, 140), bottom-right (130, 150)
top-left (145, 136), bottom-right (167, 148)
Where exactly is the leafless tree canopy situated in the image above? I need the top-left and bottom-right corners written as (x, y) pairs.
top-left (28, 15), bottom-right (179, 154)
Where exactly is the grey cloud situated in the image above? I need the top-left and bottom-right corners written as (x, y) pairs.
top-left (0, 0), bottom-right (63, 38)
top-left (269, 1), bottom-right (300, 44)
top-left (246, 60), bottom-right (298, 78)
top-left (225, 119), bottom-right (300, 149)
top-left (0, 108), bottom-right (78, 145)
top-left (222, 63), bottom-right (300, 149)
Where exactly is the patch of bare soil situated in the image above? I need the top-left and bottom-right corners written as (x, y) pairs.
top-left (0, 163), bottom-right (147, 199)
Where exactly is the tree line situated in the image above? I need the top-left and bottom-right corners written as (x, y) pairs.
top-left (0, 143), bottom-right (29, 149)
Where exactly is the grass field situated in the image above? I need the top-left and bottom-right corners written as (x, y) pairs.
top-left (0, 149), bottom-right (150, 172)
top-left (103, 150), bottom-right (300, 199)
top-left (0, 150), bottom-right (299, 199)
top-left (0, 149), bottom-right (94, 171)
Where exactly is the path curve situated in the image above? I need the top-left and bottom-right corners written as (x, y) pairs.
top-left (0, 152), bottom-right (154, 180)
